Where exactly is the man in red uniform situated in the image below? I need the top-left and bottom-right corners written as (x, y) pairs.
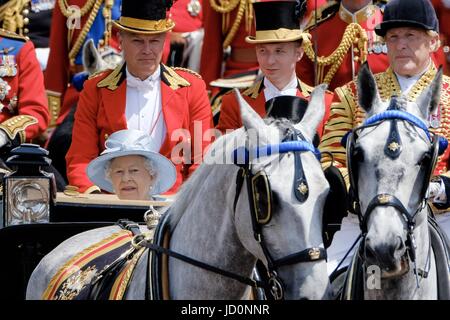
top-left (0, 28), bottom-right (48, 149)
top-left (217, 0), bottom-right (333, 136)
top-left (66, 0), bottom-right (213, 194)
top-left (45, 0), bottom-right (122, 128)
top-left (200, 0), bottom-right (259, 91)
top-left (297, 0), bottom-right (390, 91)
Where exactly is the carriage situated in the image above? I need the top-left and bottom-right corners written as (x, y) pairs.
top-left (0, 192), bottom-right (171, 300)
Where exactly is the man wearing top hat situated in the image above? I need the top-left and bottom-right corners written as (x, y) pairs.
top-left (216, 0), bottom-right (333, 136)
top-left (66, 0), bottom-right (214, 194)
top-left (320, 0), bottom-right (450, 275)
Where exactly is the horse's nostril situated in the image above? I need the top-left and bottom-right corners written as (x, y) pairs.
top-left (364, 237), bottom-right (377, 261)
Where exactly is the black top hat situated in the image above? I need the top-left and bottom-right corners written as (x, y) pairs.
top-left (265, 95), bottom-right (309, 123)
top-left (246, 0), bottom-right (307, 44)
top-left (113, 0), bottom-right (175, 34)
top-left (375, 0), bottom-right (438, 36)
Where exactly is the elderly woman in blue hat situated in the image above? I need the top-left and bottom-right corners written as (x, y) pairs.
top-left (86, 129), bottom-right (176, 200)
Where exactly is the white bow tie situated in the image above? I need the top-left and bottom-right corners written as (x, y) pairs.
top-left (127, 76), bottom-right (156, 91)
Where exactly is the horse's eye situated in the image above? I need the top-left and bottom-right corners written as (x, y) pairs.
top-left (417, 152), bottom-right (431, 166)
top-left (353, 147), bottom-right (364, 162)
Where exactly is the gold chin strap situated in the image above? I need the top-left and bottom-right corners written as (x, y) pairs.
top-left (301, 23), bottom-right (368, 85)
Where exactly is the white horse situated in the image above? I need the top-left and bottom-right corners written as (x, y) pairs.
top-left (26, 87), bottom-right (331, 300)
top-left (339, 63), bottom-right (450, 300)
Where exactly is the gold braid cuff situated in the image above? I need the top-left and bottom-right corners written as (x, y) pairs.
top-left (47, 90), bottom-right (62, 128)
top-left (301, 23), bottom-right (368, 85)
top-left (0, 115), bottom-right (37, 143)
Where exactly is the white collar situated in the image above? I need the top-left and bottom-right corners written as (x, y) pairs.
top-left (394, 61), bottom-right (431, 94)
top-left (126, 66), bottom-right (161, 87)
top-left (264, 75), bottom-right (297, 93)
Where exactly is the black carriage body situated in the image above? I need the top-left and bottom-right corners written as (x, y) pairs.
top-left (0, 193), bottom-right (171, 300)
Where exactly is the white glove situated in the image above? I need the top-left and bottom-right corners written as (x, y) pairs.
top-left (0, 130), bottom-right (9, 149)
top-left (427, 179), bottom-right (447, 204)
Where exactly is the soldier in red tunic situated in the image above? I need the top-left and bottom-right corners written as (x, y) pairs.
top-left (44, 0), bottom-right (122, 128)
top-left (66, 0), bottom-right (213, 194)
top-left (0, 28), bottom-right (48, 149)
top-left (200, 0), bottom-right (259, 92)
top-left (297, 0), bottom-right (390, 91)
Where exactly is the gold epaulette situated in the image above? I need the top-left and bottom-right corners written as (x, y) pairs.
top-left (304, 1), bottom-right (340, 31)
top-left (242, 80), bottom-right (263, 99)
top-left (172, 67), bottom-right (202, 79)
top-left (88, 68), bottom-right (111, 80)
top-left (162, 65), bottom-right (191, 90)
top-left (0, 115), bottom-right (37, 143)
top-left (0, 0), bottom-right (30, 37)
top-left (97, 62), bottom-right (125, 91)
top-left (46, 90), bottom-right (61, 128)
top-left (0, 27), bottom-right (28, 41)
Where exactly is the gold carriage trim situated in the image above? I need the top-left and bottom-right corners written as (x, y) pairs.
top-left (46, 90), bottom-right (61, 128)
top-left (109, 246), bottom-right (146, 299)
top-left (42, 231), bottom-right (133, 300)
top-left (0, 115), bottom-right (37, 143)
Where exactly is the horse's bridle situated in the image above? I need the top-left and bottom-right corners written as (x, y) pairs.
top-left (232, 127), bottom-right (327, 300)
top-left (344, 97), bottom-right (448, 272)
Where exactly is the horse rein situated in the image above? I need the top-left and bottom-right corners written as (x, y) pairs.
top-left (344, 98), bottom-right (447, 284)
top-left (232, 127), bottom-right (327, 300)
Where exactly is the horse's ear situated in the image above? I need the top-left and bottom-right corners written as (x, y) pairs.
top-left (357, 62), bottom-right (381, 115)
top-left (234, 88), bottom-right (267, 130)
top-left (294, 83), bottom-right (327, 140)
top-left (82, 39), bottom-right (104, 75)
top-left (416, 66), bottom-right (443, 119)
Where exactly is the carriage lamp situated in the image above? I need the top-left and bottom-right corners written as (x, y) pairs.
top-left (2, 144), bottom-right (56, 227)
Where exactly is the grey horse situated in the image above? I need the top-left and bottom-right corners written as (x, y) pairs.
top-left (341, 63), bottom-right (450, 299)
top-left (27, 87), bottom-right (331, 300)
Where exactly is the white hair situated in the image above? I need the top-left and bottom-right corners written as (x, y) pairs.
top-left (104, 156), bottom-right (158, 196)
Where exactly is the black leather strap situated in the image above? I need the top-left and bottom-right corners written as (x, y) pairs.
top-left (272, 247), bottom-right (327, 268)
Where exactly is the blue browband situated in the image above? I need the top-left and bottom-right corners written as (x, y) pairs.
top-left (342, 110), bottom-right (448, 155)
top-left (233, 141), bottom-right (321, 165)
top-left (364, 110), bottom-right (432, 140)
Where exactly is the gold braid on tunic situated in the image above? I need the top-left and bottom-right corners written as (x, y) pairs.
top-left (57, 0), bottom-right (114, 67)
top-left (301, 23), bottom-right (368, 85)
top-left (210, 0), bottom-right (253, 49)
top-left (0, 0), bottom-right (31, 36)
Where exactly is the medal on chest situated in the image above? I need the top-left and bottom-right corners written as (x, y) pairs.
top-left (0, 78), bottom-right (11, 101)
top-left (187, 0), bottom-right (201, 17)
top-left (0, 54), bottom-right (17, 77)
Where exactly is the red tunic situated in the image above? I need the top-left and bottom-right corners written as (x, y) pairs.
top-left (66, 64), bottom-right (214, 193)
top-left (216, 78), bottom-right (333, 137)
top-left (297, 2), bottom-right (389, 91)
top-left (0, 36), bottom-right (48, 141)
top-left (200, 1), bottom-right (258, 89)
top-left (45, 0), bottom-right (121, 126)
